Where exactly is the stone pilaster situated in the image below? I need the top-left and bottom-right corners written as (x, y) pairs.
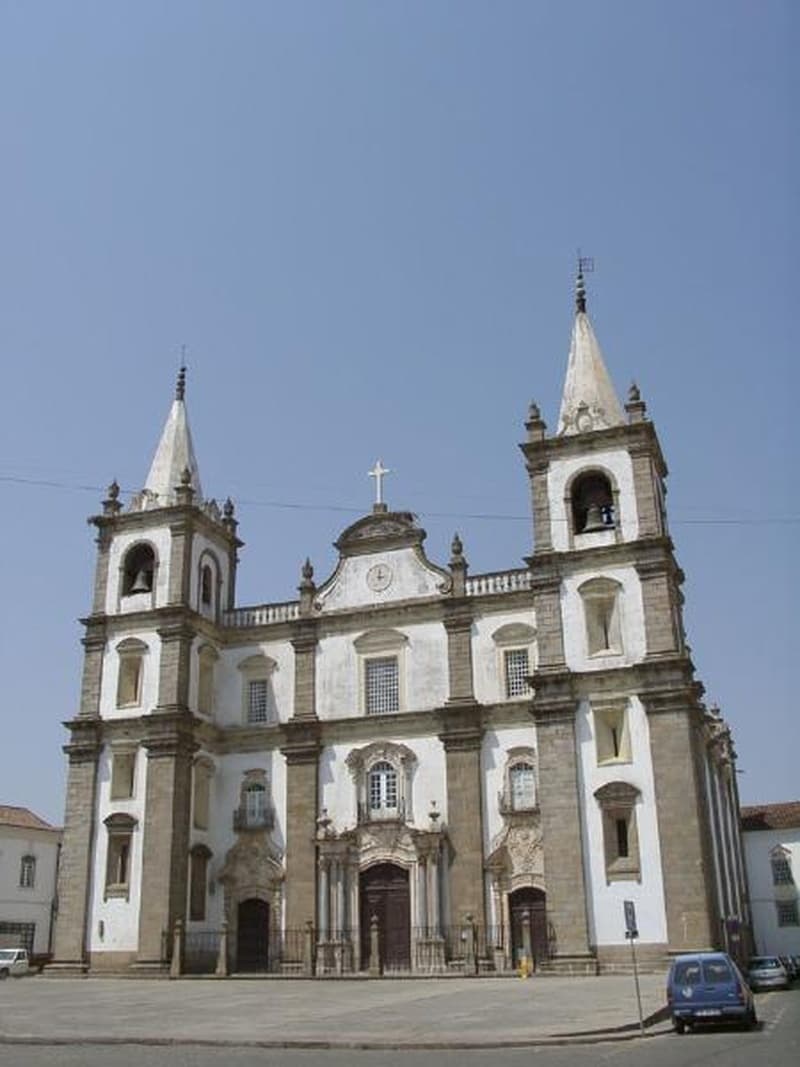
top-left (443, 601), bottom-right (475, 704)
top-left (79, 620), bottom-right (107, 718)
top-left (291, 620), bottom-right (318, 720)
top-left (644, 692), bottom-right (717, 952)
top-left (529, 462), bottom-right (553, 554)
top-left (532, 678), bottom-right (594, 970)
top-left (49, 720), bottom-right (102, 973)
top-left (167, 516), bottom-right (194, 606)
top-left (629, 445), bottom-right (663, 539)
top-left (636, 559), bottom-right (683, 659)
top-left (281, 721), bottom-right (321, 932)
top-left (437, 703), bottom-right (485, 923)
top-left (90, 524), bottom-right (114, 615)
top-left (529, 571), bottom-right (566, 670)
top-left (135, 715), bottom-right (198, 969)
top-left (156, 622), bottom-right (194, 714)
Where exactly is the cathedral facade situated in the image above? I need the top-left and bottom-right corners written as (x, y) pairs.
top-left (51, 273), bottom-right (750, 976)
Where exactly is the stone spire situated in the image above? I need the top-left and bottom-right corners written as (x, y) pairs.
top-left (143, 365), bottom-right (203, 506)
top-left (557, 267), bottom-right (625, 436)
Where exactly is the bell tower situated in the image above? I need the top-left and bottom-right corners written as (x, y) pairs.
top-left (519, 268), bottom-right (719, 969)
top-left (52, 368), bottom-right (242, 973)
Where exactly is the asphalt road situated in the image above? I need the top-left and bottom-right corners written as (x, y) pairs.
top-left (0, 989), bottom-right (797, 1067)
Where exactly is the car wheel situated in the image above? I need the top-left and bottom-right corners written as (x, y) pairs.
top-left (674, 1019), bottom-right (686, 1034)
top-left (0, 969), bottom-right (8, 980)
top-left (748, 1009), bottom-right (758, 1030)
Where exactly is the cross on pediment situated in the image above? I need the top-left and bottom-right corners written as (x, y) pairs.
top-left (368, 459), bottom-right (391, 507)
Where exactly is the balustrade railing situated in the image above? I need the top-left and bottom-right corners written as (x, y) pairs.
top-left (223, 601), bottom-right (300, 628)
top-left (465, 569), bottom-right (532, 597)
top-left (356, 800), bottom-right (407, 825)
top-left (232, 806), bottom-right (275, 832)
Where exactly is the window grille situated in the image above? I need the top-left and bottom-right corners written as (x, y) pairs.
top-left (776, 900), bottom-right (799, 926)
top-left (365, 657), bottom-right (399, 715)
top-left (771, 855), bottom-right (794, 885)
top-left (19, 855), bottom-right (36, 889)
top-left (504, 649), bottom-right (530, 698)
top-left (248, 679), bottom-right (269, 724)
top-left (368, 761), bottom-right (398, 811)
top-left (509, 763), bottom-right (536, 810)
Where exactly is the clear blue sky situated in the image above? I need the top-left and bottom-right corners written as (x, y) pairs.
top-left (1, 1), bottom-right (797, 824)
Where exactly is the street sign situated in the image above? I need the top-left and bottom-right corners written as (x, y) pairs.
top-left (624, 900), bottom-right (638, 939)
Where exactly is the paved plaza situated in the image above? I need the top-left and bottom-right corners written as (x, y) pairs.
top-left (0, 974), bottom-right (670, 1049)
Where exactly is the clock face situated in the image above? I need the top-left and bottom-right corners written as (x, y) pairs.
top-left (366, 563), bottom-right (393, 592)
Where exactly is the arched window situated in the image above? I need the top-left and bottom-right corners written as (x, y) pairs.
top-left (594, 782), bottom-right (641, 882)
top-left (200, 565), bottom-right (213, 605)
top-left (770, 847), bottom-right (794, 886)
top-left (121, 543), bottom-right (156, 596)
top-left (104, 813), bottom-right (137, 899)
top-left (233, 770), bottom-right (274, 832)
top-left (571, 471), bottom-right (615, 535)
top-left (115, 638), bottom-right (148, 708)
top-left (368, 761), bottom-right (398, 813)
top-left (245, 782), bottom-right (267, 825)
top-left (19, 855), bottom-right (36, 889)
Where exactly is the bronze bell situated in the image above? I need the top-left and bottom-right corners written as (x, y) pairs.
top-left (582, 504), bottom-right (606, 532)
top-left (130, 569), bottom-right (152, 594)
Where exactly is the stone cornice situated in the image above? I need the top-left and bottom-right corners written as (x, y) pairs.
top-left (281, 719), bottom-right (322, 764)
top-left (89, 502), bottom-right (243, 550)
top-left (436, 701), bottom-right (484, 750)
top-left (442, 598), bottom-right (474, 631)
top-left (528, 535), bottom-right (678, 578)
top-left (62, 717), bottom-right (103, 764)
top-left (141, 711), bottom-right (201, 759)
top-left (520, 419), bottom-right (667, 478)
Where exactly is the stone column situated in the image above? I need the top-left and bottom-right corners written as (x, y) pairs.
top-left (533, 681), bottom-right (594, 971)
top-left (629, 445), bottom-right (663, 538)
top-left (529, 461), bottom-right (553, 554)
top-left (438, 704), bottom-right (485, 925)
top-left (427, 851), bottom-right (440, 933)
top-left (645, 694), bottom-right (717, 952)
top-left (90, 524), bottom-right (114, 615)
top-left (79, 621), bottom-right (107, 718)
top-left (156, 622), bottom-right (194, 715)
top-left (49, 720), bottom-right (102, 973)
top-left (282, 722), bottom-right (321, 933)
top-left (443, 602), bottom-right (475, 704)
top-left (318, 859), bottom-right (329, 940)
top-left (530, 572), bottom-right (566, 669)
top-left (167, 515), bottom-right (194, 606)
top-left (636, 559), bottom-right (683, 659)
top-left (291, 621), bottom-right (318, 720)
top-left (135, 718), bottom-right (197, 969)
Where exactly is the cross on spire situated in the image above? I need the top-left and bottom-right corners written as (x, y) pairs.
top-left (368, 459), bottom-right (391, 508)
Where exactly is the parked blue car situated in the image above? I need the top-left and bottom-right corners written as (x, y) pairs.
top-left (667, 952), bottom-right (757, 1033)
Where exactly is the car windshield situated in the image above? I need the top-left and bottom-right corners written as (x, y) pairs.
top-left (0, 950), bottom-right (16, 960)
top-left (703, 960), bottom-right (733, 983)
top-left (751, 957), bottom-right (779, 968)
top-left (673, 961), bottom-right (703, 985)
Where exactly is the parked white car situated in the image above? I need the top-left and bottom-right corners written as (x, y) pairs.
top-left (0, 947), bottom-right (30, 978)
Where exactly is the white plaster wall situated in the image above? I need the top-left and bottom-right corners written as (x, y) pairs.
top-left (0, 827), bottom-right (60, 954)
top-left (320, 736), bottom-right (447, 833)
top-left (743, 828), bottom-right (800, 956)
top-left (576, 696), bottom-right (668, 946)
top-left (99, 629), bottom-right (161, 720)
top-left (213, 640), bottom-right (295, 726)
top-left (561, 565), bottom-right (646, 671)
top-left (481, 725), bottom-right (539, 852)
top-left (316, 621), bottom-right (448, 720)
top-left (87, 742), bottom-right (147, 953)
top-left (190, 531), bottom-right (230, 618)
top-left (473, 610), bottom-right (537, 706)
top-left (106, 527), bottom-right (172, 615)
top-left (316, 547), bottom-right (446, 613)
top-left (548, 449), bottom-right (639, 552)
top-left (201, 749), bottom-right (289, 928)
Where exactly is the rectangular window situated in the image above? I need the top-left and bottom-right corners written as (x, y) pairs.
top-left (105, 837), bottom-right (131, 896)
top-left (776, 900), bottom-right (799, 926)
top-left (189, 849), bottom-right (209, 922)
top-left (615, 817), bottom-right (630, 858)
top-left (110, 749), bottom-right (136, 800)
top-left (247, 679), bottom-right (269, 724)
top-left (595, 707), bottom-right (631, 765)
top-left (504, 649), bottom-right (530, 698)
top-left (117, 656), bottom-right (142, 707)
top-left (19, 856), bottom-right (36, 889)
top-left (365, 657), bottom-right (399, 715)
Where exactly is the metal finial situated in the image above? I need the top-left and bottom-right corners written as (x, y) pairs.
top-left (301, 557), bottom-right (314, 583)
top-left (528, 400), bottom-right (541, 421)
top-left (451, 532), bottom-right (463, 561)
top-left (628, 381), bottom-right (641, 403)
top-left (575, 268), bottom-right (586, 314)
top-left (176, 364), bottom-right (186, 401)
top-left (107, 479), bottom-right (120, 501)
top-left (180, 466), bottom-right (192, 486)
top-left (223, 497), bottom-right (235, 519)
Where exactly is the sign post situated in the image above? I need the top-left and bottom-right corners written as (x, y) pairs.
top-left (624, 900), bottom-right (645, 1036)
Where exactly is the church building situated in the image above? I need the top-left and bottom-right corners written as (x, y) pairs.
top-left (51, 271), bottom-right (750, 976)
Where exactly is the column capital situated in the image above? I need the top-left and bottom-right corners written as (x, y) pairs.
top-left (437, 701), bottom-right (483, 750)
top-left (62, 718), bottom-right (103, 764)
top-left (281, 719), bottom-right (321, 764)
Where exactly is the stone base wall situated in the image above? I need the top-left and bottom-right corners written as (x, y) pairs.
top-left (87, 951), bottom-right (140, 973)
top-left (596, 942), bottom-right (670, 974)
top-left (539, 954), bottom-right (599, 976)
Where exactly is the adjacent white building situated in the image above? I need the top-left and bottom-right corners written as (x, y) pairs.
top-left (741, 802), bottom-right (800, 957)
top-left (51, 270), bottom-right (749, 976)
top-left (0, 806), bottom-right (61, 959)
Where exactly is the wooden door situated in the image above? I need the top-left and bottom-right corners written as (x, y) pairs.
top-left (359, 863), bottom-right (410, 971)
top-left (237, 898), bottom-right (269, 972)
top-left (509, 886), bottom-right (548, 965)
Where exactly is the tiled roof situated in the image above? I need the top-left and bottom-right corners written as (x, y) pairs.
top-left (0, 805), bottom-right (59, 832)
top-left (741, 802), bottom-right (800, 832)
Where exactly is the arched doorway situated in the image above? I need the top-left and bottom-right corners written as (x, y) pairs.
top-left (237, 898), bottom-right (269, 972)
top-left (359, 863), bottom-right (410, 972)
top-left (509, 887), bottom-right (548, 966)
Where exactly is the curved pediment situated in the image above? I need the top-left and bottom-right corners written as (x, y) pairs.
top-left (335, 510), bottom-right (425, 557)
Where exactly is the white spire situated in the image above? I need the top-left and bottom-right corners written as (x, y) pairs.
top-left (142, 366), bottom-right (203, 506)
top-left (557, 269), bottom-right (625, 436)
